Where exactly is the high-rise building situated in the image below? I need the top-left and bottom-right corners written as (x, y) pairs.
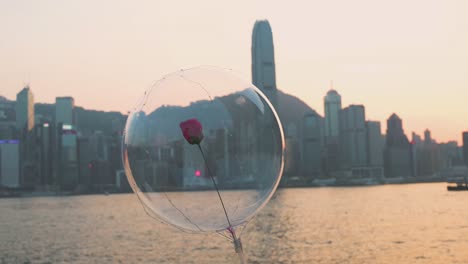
top-left (58, 125), bottom-right (79, 190)
top-left (301, 112), bottom-right (322, 178)
top-left (410, 132), bottom-right (420, 176)
top-left (34, 123), bottom-right (53, 186)
top-left (252, 20), bottom-right (277, 108)
top-left (419, 128), bottom-right (439, 176)
top-left (324, 90), bottom-right (342, 139)
top-left (386, 114), bottom-right (411, 146)
top-left (438, 141), bottom-right (459, 169)
top-left (284, 123), bottom-right (299, 176)
top-left (323, 89), bottom-right (342, 174)
top-left (55, 97), bottom-right (75, 127)
top-left (411, 132), bottom-right (422, 145)
top-left (463, 132), bottom-right (468, 166)
top-left (384, 114), bottom-right (412, 177)
top-left (339, 105), bottom-right (367, 168)
top-left (0, 97), bottom-right (16, 140)
top-left (16, 86), bottom-right (34, 132)
top-left (424, 129), bottom-right (432, 144)
top-left (16, 86), bottom-right (37, 188)
top-left (366, 121), bottom-right (384, 167)
top-left (53, 97), bottom-right (77, 190)
top-left (0, 140), bottom-right (20, 188)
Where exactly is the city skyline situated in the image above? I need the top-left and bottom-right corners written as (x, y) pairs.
top-left (1, 0), bottom-right (468, 143)
top-left (3, 83), bottom-right (464, 145)
top-left (0, 13), bottom-right (467, 194)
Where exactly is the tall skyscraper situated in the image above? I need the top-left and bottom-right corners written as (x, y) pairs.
top-left (386, 114), bottom-right (408, 146)
top-left (339, 105), bottom-right (367, 168)
top-left (15, 86), bottom-right (34, 132)
top-left (324, 89), bottom-right (342, 139)
top-left (301, 112), bottom-right (322, 177)
top-left (35, 123), bottom-right (53, 186)
top-left (55, 97), bottom-right (75, 127)
top-left (323, 89), bottom-right (342, 174)
top-left (424, 129), bottom-right (432, 144)
top-left (366, 121), bottom-right (384, 167)
top-left (252, 20), bottom-right (277, 108)
top-left (411, 132), bottom-right (421, 176)
top-left (16, 86), bottom-right (37, 188)
top-left (384, 114), bottom-right (412, 177)
top-left (55, 97), bottom-right (77, 190)
top-left (463, 131), bottom-right (468, 166)
top-left (57, 125), bottom-right (79, 190)
top-left (419, 128), bottom-right (439, 175)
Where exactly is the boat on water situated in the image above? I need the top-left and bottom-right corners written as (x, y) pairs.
top-left (443, 166), bottom-right (468, 191)
top-left (446, 176), bottom-right (468, 191)
top-left (447, 184), bottom-right (468, 191)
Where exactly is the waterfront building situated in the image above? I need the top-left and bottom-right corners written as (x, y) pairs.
top-left (16, 86), bottom-right (34, 132)
top-left (252, 20), bottom-right (277, 108)
top-left (55, 97), bottom-right (75, 127)
top-left (0, 140), bottom-right (20, 188)
top-left (410, 132), bottom-right (422, 176)
top-left (384, 114), bottom-right (412, 177)
top-left (324, 90), bottom-right (342, 139)
top-left (339, 105), bottom-right (367, 169)
top-left (0, 97), bottom-right (16, 140)
top-left (109, 132), bottom-right (124, 186)
top-left (88, 159), bottom-right (111, 190)
top-left (16, 87), bottom-right (37, 188)
top-left (366, 121), bottom-right (384, 167)
top-left (323, 90), bottom-right (342, 174)
top-left (57, 124), bottom-right (79, 190)
top-left (89, 131), bottom-right (109, 161)
top-left (78, 136), bottom-right (92, 187)
top-left (463, 132), bottom-right (468, 167)
top-left (412, 132), bottom-right (422, 145)
top-left (115, 169), bottom-right (131, 192)
top-left (182, 140), bottom-right (209, 188)
top-left (419, 129), bottom-right (439, 176)
top-left (424, 129), bottom-right (433, 144)
top-left (411, 129), bottom-right (448, 177)
top-left (54, 97), bottom-right (77, 190)
top-left (301, 112), bottom-right (323, 178)
top-left (213, 128), bottom-right (231, 185)
top-left (79, 133), bottom-right (117, 192)
top-left (438, 141), bottom-right (461, 169)
top-left (284, 138), bottom-right (299, 177)
top-left (283, 123), bottom-right (299, 176)
top-left (34, 122), bottom-right (53, 186)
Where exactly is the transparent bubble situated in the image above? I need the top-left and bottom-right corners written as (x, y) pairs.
top-left (122, 66), bottom-right (284, 234)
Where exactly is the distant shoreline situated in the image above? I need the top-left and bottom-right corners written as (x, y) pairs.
top-left (0, 177), bottom-right (447, 199)
top-left (280, 176), bottom-right (446, 188)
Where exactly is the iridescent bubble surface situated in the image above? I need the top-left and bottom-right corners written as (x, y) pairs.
top-left (122, 66), bottom-right (284, 233)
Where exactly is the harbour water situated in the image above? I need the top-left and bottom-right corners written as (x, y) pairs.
top-left (1, 183), bottom-right (468, 263)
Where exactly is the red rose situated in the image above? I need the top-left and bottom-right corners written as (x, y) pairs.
top-left (179, 118), bottom-right (204, 145)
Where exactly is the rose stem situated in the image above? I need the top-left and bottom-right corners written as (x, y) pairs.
top-left (197, 144), bottom-right (232, 228)
top-left (197, 144), bottom-right (245, 264)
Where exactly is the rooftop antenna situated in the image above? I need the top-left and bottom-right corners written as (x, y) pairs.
top-left (330, 80), bottom-right (334, 90)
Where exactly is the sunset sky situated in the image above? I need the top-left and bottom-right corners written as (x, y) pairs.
top-left (1, 0), bottom-right (467, 143)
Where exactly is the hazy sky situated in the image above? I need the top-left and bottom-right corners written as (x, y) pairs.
top-left (1, 0), bottom-right (467, 143)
